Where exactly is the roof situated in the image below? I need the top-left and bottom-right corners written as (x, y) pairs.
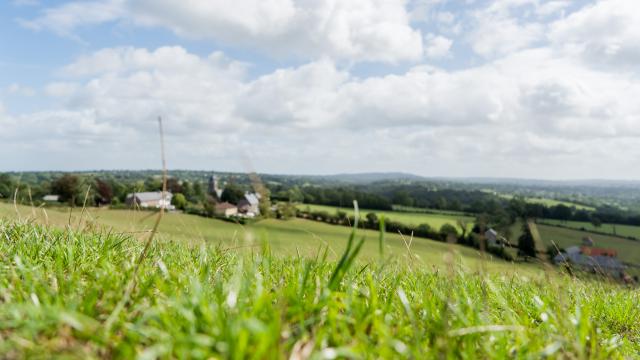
top-left (215, 202), bottom-right (236, 210)
top-left (126, 191), bottom-right (172, 202)
top-left (244, 193), bottom-right (260, 206)
top-left (43, 195), bottom-right (60, 201)
top-left (581, 246), bottom-right (617, 257)
top-left (554, 252), bottom-right (625, 270)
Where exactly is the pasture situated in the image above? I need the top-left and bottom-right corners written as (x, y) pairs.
top-left (540, 219), bottom-right (640, 239)
top-left (296, 203), bottom-right (475, 233)
top-left (0, 202), bottom-right (528, 275)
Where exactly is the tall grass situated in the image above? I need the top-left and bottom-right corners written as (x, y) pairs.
top-left (1, 219), bottom-right (638, 359)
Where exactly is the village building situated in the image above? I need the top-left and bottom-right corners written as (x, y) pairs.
top-left (485, 228), bottom-right (508, 248)
top-left (554, 245), bottom-right (626, 278)
top-left (208, 174), bottom-right (223, 199)
top-left (237, 192), bottom-right (261, 217)
top-left (215, 202), bottom-right (238, 217)
top-left (42, 195), bottom-right (60, 202)
top-left (125, 191), bottom-right (174, 210)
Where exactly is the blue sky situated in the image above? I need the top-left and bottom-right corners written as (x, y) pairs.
top-left (1, 0), bottom-right (639, 179)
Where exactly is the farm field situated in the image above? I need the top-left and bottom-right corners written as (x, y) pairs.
top-left (0, 202), bottom-right (529, 274)
top-left (492, 193), bottom-right (596, 211)
top-left (296, 203), bottom-right (475, 232)
top-left (540, 219), bottom-right (640, 239)
top-left (537, 223), bottom-right (640, 265)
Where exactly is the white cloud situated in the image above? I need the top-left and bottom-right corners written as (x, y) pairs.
top-left (7, 1), bottom-right (640, 177)
top-left (468, 3), bottom-right (544, 58)
top-left (23, 0), bottom-right (424, 63)
top-left (19, 0), bottom-right (125, 37)
top-left (6, 83), bottom-right (36, 97)
top-left (424, 34), bottom-right (453, 58)
top-left (549, 0), bottom-right (640, 68)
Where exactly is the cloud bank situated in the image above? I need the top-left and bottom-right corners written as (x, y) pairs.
top-left (4, 0), bottom-right (640, 178)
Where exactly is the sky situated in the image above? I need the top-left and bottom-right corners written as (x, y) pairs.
top-left (0, 0), bottom-right (639, 179)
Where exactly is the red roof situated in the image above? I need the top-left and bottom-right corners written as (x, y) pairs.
top-left (581, 246), bottom-right (617, 257)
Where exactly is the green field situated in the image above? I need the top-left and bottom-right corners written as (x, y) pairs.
top-left (541, 219), bottom-right (640, 239)
top-left (297, 203), bottom-right (475, 233)
top-left (0, 202), bottom-right (529, 275)
top-left (537, 224), bottom-right (640, 264)
top-left (492, 193), bottom-right (596, 211)
top-left (503, 218), bottom-right (640, 265)
top-left (1, 218), bottom-right (639, 358)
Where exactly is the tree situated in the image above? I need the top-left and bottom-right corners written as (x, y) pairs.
top-left (590, 216), bottom-right (603, 229)
top-left (51, 174), bottom-right (80, 205)
top-left (221, 183), bottom-right (244, 204)
top-left (172, 193), bottom-right (187, 210)
top-left (439, 223), bottom-right (458, 242)
top-left (517, 223), bottom-right (537, 259)
top-left (167, 178), bottom-right (183, 194)
top-left (551, 204), bottom-right (573, 221)
top-left (0, 173), bottom-right (15, 199)
top-left (276, 202), bottom-right (297, 219)
top-left (365, 212), bottom-right (378, 228)
top-left (95, 178), bottom-right (113, 205)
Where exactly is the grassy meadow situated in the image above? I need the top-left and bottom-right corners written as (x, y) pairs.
top-left (296, 203), bottom-right (475, 233)
top-left (0, 202), bottom-right (528, 274)
top-left (1, 217), bottom-right (640, 358)
top-left (493, 193), bottom-right (596, 211)
top-left (541, 219), bottom-right (640, 239)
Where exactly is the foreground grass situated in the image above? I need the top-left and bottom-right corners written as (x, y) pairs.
top-left (1, 221), bottom-right (639, 359)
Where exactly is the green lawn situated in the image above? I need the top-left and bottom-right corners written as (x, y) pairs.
top-left (1, 220), bottom-right (639, 358)
top-left (297, 203), bottom-right (475, 233)
top-left (0, 202), bottom-right (530, 275)
top-left (540, 219), bottom-right (640, 239)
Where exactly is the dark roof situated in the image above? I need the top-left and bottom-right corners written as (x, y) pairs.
top-left (215, 202), bottom-right (236, 210)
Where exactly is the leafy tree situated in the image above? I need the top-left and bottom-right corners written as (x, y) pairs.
top-left (192, 181), bottom-right (204, 202)
top-left (221, 183), bottom-right (244, 204)
top-left (0, 173), bottom-right (15, 199)
top-left (172, 193), bottom-right (187, 210)
top-left (144, 177), bottom-right (162, 192)
top-left (203, 196), bottom-right (217, 217)
top-left (439, 223), bottom-right (458, 242)
top-left (51, 174), bottom-right (80, 205)
top-left (392, 190), bottom-right (413, 207)
top-left (95, 179), bottom-right (113, 205)
top-left (287, 186), bottom-right (304, 203)
top-left (258, 191), bottom-right (272, 218)
top-left (551, 204), bottom-right (573, 221)
top-left (276, 202), bottom-right (297, 220)
top-left (365, 212), bottom-right (378, 228)
top-left (167, 178), bottom-right (183, 194)
top-left (590, 216), bottom-right (603, 229)
top-left (518, 223), bottom-right (537, 259)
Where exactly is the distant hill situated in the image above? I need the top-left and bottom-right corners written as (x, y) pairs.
top-left (310, 172), bottom-right (427, 184)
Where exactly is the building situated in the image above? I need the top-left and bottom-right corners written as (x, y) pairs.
top-left (208, 174), bottom-right (223, 199)
top-left (580, 246), bottom-right (617, 257)
top-left (125, 191), bottom-right (174, 210)
top-left (554, 246), bottom-right (625, 277)
top-left (237, 192), bottom-right (260, 216)
top-left (215, 202), bottom-right (238, 217)
top-left (42, 195), bottom-right (60, 202)
top-left (485, 228), bottom-right (507, 248)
